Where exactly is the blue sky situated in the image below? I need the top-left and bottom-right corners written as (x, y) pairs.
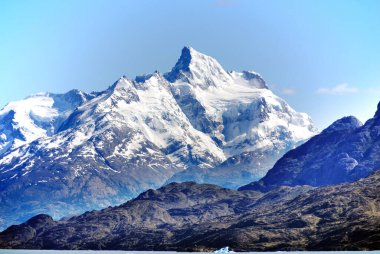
top-left (0, 0), bottom-right (379, 129)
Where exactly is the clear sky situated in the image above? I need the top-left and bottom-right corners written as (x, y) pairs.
top-left (1, 0), bottom-right (379, 129)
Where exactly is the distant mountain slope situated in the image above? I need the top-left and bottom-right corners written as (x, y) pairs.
top-left (1, 170), bottom-right (379, 251)
top-left (0, 90), bottom-right (93, 155)
top-left (0, 47), bottom-right (316, 229)
top-left (239, 104), bottom-right (380, 192)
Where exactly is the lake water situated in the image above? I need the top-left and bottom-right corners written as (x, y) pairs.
top-left (1, 251), bottom-right (380, 254)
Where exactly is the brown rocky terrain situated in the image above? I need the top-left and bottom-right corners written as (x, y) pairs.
top-left (1, 170), bottom-right (379, 251)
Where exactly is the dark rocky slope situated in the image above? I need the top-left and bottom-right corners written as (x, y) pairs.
top-left (1, 170), bottom-right (379, 251)
top-left (240, 103), bottom-right (380, 192)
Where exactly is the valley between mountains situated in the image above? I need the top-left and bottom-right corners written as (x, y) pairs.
top-left (0, 47), bottom-right (380, 251)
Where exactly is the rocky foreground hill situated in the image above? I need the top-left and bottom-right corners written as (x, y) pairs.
top-left (1, 169), bottom-right (379, 251)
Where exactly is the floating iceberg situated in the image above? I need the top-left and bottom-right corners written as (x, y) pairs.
top-left (214, 246), bottom-right (235, 253)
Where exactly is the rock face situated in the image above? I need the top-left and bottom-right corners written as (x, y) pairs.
top-left (239, 112), bottom-right (380, 192)
top-left (1, 170), bottom-right (379, 251)
top-left (0, 47), bottom-right (316, 229)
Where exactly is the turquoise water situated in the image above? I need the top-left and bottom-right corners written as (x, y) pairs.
top-left (1, 251), bottom-right (380, 254)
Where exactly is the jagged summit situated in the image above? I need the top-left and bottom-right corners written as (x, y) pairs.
top-left (164, 46), bottom-right (194, 82)
top-left (163, 47), bottom-right (316, 188)
top-left (165, 47), bottom-right (270, 90)
top-left (164, 46), bottom-right (231, 88)
top-left (172, 46), bottom-right (193, 73)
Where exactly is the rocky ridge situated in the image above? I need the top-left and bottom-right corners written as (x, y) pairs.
top-left (0, 170), bottom-right (379, 251)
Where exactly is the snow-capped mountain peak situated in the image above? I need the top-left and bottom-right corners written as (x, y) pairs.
top-left (164, 47), bottom-right (317, 155)
top-left (164, 47), bottom-right (317, 188)
top-left (165, 46), bottom-right (232, 88)
top-left (107, 77), bottom-right (140, 103)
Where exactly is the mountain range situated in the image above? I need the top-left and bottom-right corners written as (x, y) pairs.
top-left (0, 47), bottom-right (316, 229)
top-left (1, 47), bottom-right (380, 251)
